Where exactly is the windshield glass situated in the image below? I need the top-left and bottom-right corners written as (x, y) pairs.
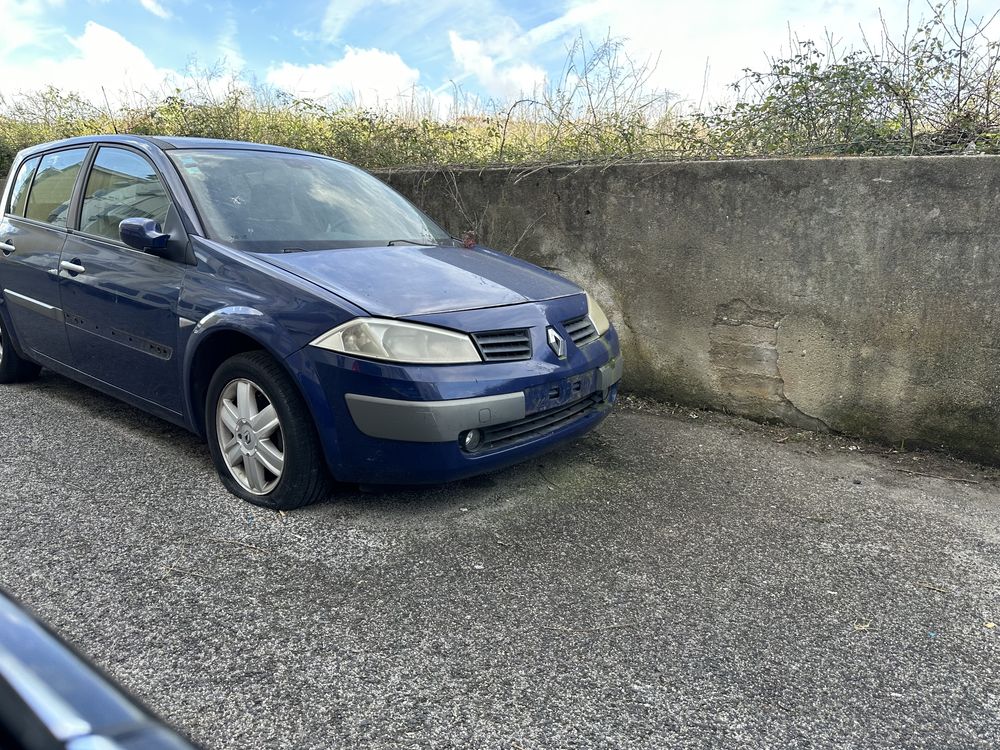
top-left (169, 149), bottom-right (452, 251)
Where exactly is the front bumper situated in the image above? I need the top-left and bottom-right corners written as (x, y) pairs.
top-left (345, 355), bottom-right (623, 443)
top-left (286, 296), bottom-right (622, 484)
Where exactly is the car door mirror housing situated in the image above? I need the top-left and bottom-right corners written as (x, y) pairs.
top-left (119, 218), bottom-right (170, 254)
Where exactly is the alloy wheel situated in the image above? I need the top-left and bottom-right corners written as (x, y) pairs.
top-left (216, 378), bottom-right (285, 495)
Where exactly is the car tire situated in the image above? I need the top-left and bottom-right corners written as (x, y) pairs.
top-left (0, 316), bottom-right (41, 384)
top-left (205, 350), bottom-right (330, 510)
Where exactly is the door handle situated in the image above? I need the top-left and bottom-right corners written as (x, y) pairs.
top-left (60, 259), bottom-right (86, 275)
top-left (0, 241), bottom-right (14, 255)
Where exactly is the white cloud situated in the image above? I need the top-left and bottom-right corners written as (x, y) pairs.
top-left (448, 31), bottom-right (547, 98)
top-left (217, 14), bottom-right (245, 72)
top-left (321, 0), bottom-right (367, 41)
top-left (0, 0), bottom-right (65, 57)
top-left (0, 21), bottom-right (178, 104)
top-left (138, 0), bottom-right (170, 20)
top-left (266, 46), bottom-right (421, 107)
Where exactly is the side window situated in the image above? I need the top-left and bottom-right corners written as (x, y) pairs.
top-left (81, 148), bottom-right (171, 243)
top-left (24, 148), bottom-right (89, 228)
top-left (5, 156), bottom-right (40, 217)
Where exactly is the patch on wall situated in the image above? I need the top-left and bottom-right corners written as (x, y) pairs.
top-left (709, 299), bottom-right (828, 431)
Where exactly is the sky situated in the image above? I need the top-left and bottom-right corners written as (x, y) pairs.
top-left (1, 0), bottom-right (998, 113)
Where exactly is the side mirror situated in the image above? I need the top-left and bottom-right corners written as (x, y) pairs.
top-left (119, 218), bottom-right (170, 254)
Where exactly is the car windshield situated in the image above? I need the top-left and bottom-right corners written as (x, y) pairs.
top-left (168, 149), bottom-right (452, 251)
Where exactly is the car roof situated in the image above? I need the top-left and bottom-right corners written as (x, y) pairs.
top-left (16, 134), bottom-right (331, 160)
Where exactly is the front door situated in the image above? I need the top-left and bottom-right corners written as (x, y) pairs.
top-left (60, 146), bottom-right (186, 413)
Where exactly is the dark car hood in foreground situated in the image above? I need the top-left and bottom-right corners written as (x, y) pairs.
top-left (260, 244), bottom-right (581, 316)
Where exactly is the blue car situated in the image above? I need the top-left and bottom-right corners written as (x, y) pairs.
top-left (0, 136), bottom-right (621, 508)
top-left (0, 589), bottom-right (200, 749)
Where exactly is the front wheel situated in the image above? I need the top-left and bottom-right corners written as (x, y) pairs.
top-left (0, 315), bottom-right (41, 384)
top-left (205, 351), bottom-right (330, 509)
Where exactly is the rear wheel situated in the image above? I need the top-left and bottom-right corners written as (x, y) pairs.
top-left (0, 316), bottom-right (41, 384)
top-left (205, 351), bottom-right (330, 509)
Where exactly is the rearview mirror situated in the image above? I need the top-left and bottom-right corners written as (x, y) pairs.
top-left (119, 218), bottom-right (170, 254)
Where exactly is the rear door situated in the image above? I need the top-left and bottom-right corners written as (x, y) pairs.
top-left (0, 147), bottom-right (90, 364)
top-left (60, 145), bottom-right (187, 412)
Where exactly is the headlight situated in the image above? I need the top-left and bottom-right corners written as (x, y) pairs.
top-left (310, 318), bottom-right (482, 364)
top-left (586, 292), bottom-right (610, 335)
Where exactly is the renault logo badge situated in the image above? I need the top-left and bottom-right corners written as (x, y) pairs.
top-left (546, 327), bottom-right (567, 358)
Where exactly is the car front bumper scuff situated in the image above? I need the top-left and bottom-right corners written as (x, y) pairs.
top-left (598, 353), bottom-right (624, 392)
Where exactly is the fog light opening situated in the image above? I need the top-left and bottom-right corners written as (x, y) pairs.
top-left (460, 429), bottom-right (483, 452)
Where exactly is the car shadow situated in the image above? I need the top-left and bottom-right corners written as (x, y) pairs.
top-left (18, 368), bottom-right (581, 511)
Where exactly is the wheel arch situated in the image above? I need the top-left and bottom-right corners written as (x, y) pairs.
top-left (183, 310), bottom-right (313, 439)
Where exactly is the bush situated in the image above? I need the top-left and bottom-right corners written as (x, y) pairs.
top-left (698, 2), bottom-right (1000, 156)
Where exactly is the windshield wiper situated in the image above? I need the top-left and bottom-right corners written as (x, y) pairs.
top-left (386, 239), bottom-right (437, 246)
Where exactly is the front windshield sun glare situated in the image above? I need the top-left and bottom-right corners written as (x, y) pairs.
top-left (169, 149), bottom-right (451, 252)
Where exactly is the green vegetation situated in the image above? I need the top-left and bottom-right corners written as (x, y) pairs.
top-left (2, 1), bottom-right (998, 175)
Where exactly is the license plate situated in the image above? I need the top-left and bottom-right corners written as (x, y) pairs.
top-left (524, 370), bottom-right (597, 413)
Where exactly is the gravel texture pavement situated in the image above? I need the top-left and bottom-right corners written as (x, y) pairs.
top-left (0, 372), bottom-right (998, 749)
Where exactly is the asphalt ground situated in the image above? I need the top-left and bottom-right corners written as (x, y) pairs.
top-left (0, 370), bottom-right (998, 749)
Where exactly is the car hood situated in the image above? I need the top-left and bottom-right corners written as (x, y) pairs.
top-left (260, 244), bottom-right (582, 316)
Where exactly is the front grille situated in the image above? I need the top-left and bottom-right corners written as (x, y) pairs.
top-left (472, 328), bottom-right (531, 362)
top-left (563, 315), bottom-right (599, 347)
top-left (479, 393), bottom-right (604, 451)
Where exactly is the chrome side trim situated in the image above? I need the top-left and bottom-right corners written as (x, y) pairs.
top-left (2, 288), bottom-right (64, 322)
top-left (178, 317), bottom-right (196, 328)
top-left (345, 391), bottom-right (526, 443)
top-left (194, 306), bottom-right (264, 333)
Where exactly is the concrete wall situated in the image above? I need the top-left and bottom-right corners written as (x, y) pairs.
top-left (381, 158), bottom-right (1000, 463)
